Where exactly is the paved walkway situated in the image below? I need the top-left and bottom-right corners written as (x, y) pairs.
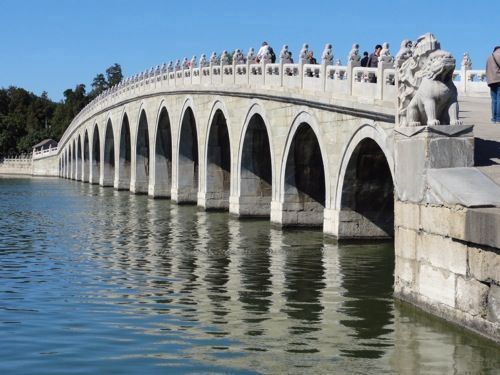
top-left (459, 95), bottom-right (500, 186)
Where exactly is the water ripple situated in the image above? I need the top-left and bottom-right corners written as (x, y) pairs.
top-left (0, 178), bottom-right (498, 374)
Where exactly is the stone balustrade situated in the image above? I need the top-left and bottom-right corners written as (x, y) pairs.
top-left (453, 68), bottom-right (489, 95)
top-left (58, 46), bottom-right (490, 150)
top-left (58, 57), bottom-right (401, 149)
top-left (33, 145), bottom-right (58, 160)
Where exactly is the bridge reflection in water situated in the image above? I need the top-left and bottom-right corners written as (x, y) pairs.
top-left (1, 178), bottom-right (496, 374)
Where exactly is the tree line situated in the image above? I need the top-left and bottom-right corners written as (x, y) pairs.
top-left (0, 64), bottom-right (123, 158)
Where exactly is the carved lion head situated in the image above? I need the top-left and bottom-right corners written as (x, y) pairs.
top-left (419, 50), bottom-right (456, 82)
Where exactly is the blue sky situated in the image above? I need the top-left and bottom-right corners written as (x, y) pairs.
top-left (0, 0), bottom-right (498, 101)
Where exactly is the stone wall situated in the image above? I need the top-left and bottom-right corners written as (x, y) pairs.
top-left (33, 154), bottom-right (59, 177)
top-left (0, 159), bottom-right (32, 175)
top-left (394, 202), bottom-right (500, 342)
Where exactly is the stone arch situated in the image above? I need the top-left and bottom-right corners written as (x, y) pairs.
top-left (151, 104), bottom-right (172, 197)
top-left (134, 109), bottom-right (150, 193)
top-left (175, 102), bottom-right (199, 203)
top-left (335, 123), bottom-right (394, 238)
top-left (278, 111), bottom-right (329, 227)
top-left (203, 101), bottom-right (231, 209)
top-left (117, 112), bottom-right (132, 190)
top-left (76, 135), bottom-right (82, 181)
top-left (83, 130), bottom-right (90, 182)
top-left (91, 123), bottom-right (100, 184)
top-left (102, 119), bottom-right (115, 186)
top-left (235, 104), bottom-right (273, 217)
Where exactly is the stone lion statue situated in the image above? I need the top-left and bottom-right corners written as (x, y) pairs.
top-left (397, 33), bottom-right (462, 126)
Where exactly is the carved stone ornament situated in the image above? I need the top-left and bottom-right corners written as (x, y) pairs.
top-left (199, 54), bottom-right (207, 68)
top-left (280, 45), bottom-right (292, 64)
top-left (378, 42), bottom-right (394, 64)
top-left (234, 49), bottom-right (245, 64)
top-left (247, 48), bottom-right (256, 64)
top-left (347, 43), bottom-right (359, 63)
top-left (461, 52), bottom-right (472, 70)
top-left (396, 33), bottom-right (462, 127)
top-left (299, 43), bottom-right (309, 63)
top-left (322, 43), bottom-right (334, 65)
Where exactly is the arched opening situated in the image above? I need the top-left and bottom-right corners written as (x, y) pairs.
top-left (239, 113), bottom-right (272, 216)
top-left (153, 107), bottom-right (172, 197)
top-left (76, 136), bottom-right (82, 181)
top-left (176, 107), bottom-right (198, 203)
top-left (205, 109), bottom-right (231, 209)
top-left (102, 120), bottom-right (115, 187)
top-left (69, 141), bottom-right (75, 179)
top-left (91, 124), bottom-right (100, 184)
top-left (283, 122), bottom-right (325, 227)
top-left (66, 149), bottom-right (69, 179)
top-left (340, 138), bottom-right (394, 238)
top-left (64, 149), bottom-right (68, 178)
top-left (134, 110), bottom-right (150, 193)
top-left (83, 131), bottom-right (90, 182)
top-left (118, 114), bottom-right (132, 190)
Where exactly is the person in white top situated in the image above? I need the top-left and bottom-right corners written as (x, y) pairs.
top-left (256, 42), bottom-right (269, 63)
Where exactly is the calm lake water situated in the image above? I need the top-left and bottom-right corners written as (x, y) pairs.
top-left (0, 177), bottom-right (498, 374)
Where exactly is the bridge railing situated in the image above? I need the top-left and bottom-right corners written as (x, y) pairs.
top-left (453, 68), bottom-right (489, 95)
top-left (58, 60), bottom-right (398, 148)
top-left (58, 56), bottom-right (488, 150)
top-left (33, 146), bottom-right (58, 160)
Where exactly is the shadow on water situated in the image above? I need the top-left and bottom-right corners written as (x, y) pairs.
top-left (0, 178), bottom-right (498, 374)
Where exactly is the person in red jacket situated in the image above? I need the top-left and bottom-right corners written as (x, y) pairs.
top-left (486, 46), bottom-right (500, 123)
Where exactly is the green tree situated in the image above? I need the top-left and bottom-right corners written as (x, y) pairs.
top-left (91, 73), bottom-right (108, 97)
top-left (106, 63), bottom-right (123, 87)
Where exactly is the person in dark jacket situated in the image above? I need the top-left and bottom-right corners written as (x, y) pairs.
top-left (366, 45), bottom-right (382, 82)
top-left (360, 51), bottom-right (369, 67)
top-left (367, 45), bottom-right (382, 68)
top-left (486, 46), bottom-right (500, 123)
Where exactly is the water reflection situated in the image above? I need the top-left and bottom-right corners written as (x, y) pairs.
top-left (0, 178), bottom-right (498, 374)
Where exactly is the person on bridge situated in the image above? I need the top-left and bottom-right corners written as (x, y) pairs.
top-left (367, 44), bottom-right (382, 83)
top-left (486, 46), bottom-right (500, 123)
top-left (256, 42), bottom-right (269, 63)
top-left (360, 51), bottom-right (369, 67)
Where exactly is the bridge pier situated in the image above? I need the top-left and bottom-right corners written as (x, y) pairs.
top-left (229, 195), bottom-right (271, 217)
top-left (393, 125), bottom-right (500, 342)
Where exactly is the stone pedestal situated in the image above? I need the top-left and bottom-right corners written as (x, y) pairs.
top-left (171, 187), bottom-right (197, 204)
top-left (114, 177), bottom-right (130, 191)
top-left (229, 195), bottom-right (271, 217)
top-left (130, 178), bottom-right (148, 194)
top-left (394, 125), bottom-right (474, 203)
top-left (270, 200), bottom-right (324, 227)
top-left (148, 182), bottom-right (170, 198)
top-left (197, 191), bottom-right (229, 210)
top-left (323, 207), bottom-right (393, 239)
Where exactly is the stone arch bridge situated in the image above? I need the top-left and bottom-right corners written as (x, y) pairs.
top-left (55, 53), bottom-right (500, 342)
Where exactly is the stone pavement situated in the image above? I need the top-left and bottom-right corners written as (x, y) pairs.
top-left (459, 96), bottom-right (500, 186)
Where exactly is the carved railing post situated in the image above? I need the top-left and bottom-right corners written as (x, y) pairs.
top-left (299, 61), bottom-right (304, 89)
top-left (460, 62), bottom-right (467, 94)
top-left (246, 60), bottom-right (251, 85)
top-left (347, 60), bottom-right (360, 96)
top-left (376, 62), bottom-right (391, 100)
top-left (280, 59), bottom-right (284, 87)
top-left (209, 62), bottom-right (213, 85)
top-left (320, 61), bottom-right (327, 91)
top-left (232, 59), bottom-right (237, 85)
top-left (262, 60), bottom-right (267, 86)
